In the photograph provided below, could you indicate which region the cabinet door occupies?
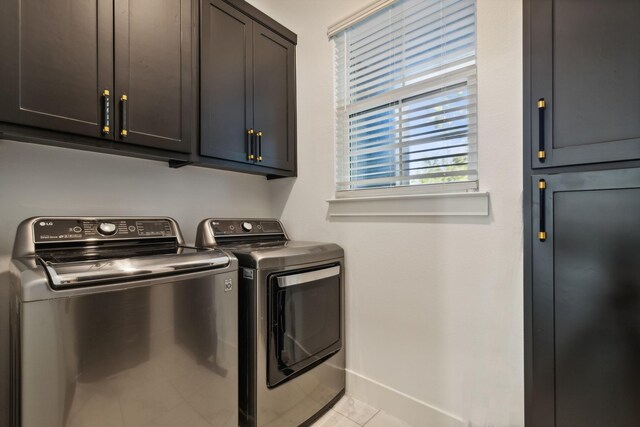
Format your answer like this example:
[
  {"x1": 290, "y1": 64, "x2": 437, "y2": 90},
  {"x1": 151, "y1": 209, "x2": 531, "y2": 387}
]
[
  {"x1": 114, "y1": 0, "x2": 192, "y2": 153},
  {"x1": 530, "y1": 0, "x2": 640, "y2": 168},
  {"x1": 530, "y1": 168, "x2": 640, "y2": 426},
  {"x1": 200, "y1": 0, "x2": 254, "y2": 163},
  {"x1": 253, "y1": 24, "x2": 296, "y2": 172},
  {"x1": 0, "y1": 0, "x2": 113, "y2": 138}
]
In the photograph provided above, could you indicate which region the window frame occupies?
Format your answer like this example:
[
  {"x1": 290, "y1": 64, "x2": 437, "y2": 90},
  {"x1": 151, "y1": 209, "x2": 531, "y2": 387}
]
[{"x1": 331, "y1": 0, "x2": 480, "y2": 200}]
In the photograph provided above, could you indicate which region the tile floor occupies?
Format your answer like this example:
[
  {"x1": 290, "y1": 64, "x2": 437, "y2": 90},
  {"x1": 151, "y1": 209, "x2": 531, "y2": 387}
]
[{"x1": 311, "y1": 396, "x2": 410, "y2": 427}]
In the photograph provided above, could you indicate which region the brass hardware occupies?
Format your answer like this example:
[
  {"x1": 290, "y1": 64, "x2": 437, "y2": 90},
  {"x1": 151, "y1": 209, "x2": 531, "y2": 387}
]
[
  {"x1": 538, "y1": 179, "x2": 547, "y2": 242},
  {"x1": 248, "y1": 129, "x2": 255, "y2": 160},
  {"x1": 119, "y1": 94, "x2": 128, "y2": 138},
  {"x1": 537, "y1": 98, "x2": 547, "y2": 162},
  {"x1": 257, "y1": 131, "x2": 263, "y2": 162},
  {"x1": 101, "y1": 90, "x2": 111, "y2": 135},
  {"x1": 257, "y1": 131, "x2": 263, "y2": 136}
]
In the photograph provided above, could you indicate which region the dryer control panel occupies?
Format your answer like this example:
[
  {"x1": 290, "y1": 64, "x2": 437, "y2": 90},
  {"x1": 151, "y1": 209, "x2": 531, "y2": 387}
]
[
  {"x1": 33, "y1": 218, "x2": 176, "y2": 243},
  {"x1": 210, "y1": 219, "x2": 284, "y2": 237}
]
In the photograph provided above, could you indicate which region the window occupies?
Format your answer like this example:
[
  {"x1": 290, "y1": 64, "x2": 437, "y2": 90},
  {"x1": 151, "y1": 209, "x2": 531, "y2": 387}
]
[{"x1": 332, "y1": 0, "x2": 477, "y2": 195}]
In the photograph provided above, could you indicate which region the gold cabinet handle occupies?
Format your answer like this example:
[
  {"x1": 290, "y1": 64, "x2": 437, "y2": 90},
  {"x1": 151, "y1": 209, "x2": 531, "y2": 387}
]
[
  {"x1": 257, "y1": 131, "x2": 263, "y2": 161},
  {"x1": 537, "y1": 98, "x2": 546, "y2": 161},
  {"x1": 247, "y1": 129, "x2": 255, "y2": 160},
  {"x1": 538, "y1": 179, "x2": 547, "y2": 241},
  {"x1": 101, "y1": 89, "x2": 110, "y2": 135},
  {"x1": 120, "y1": 94, "x2": 128, "y2": 137}
]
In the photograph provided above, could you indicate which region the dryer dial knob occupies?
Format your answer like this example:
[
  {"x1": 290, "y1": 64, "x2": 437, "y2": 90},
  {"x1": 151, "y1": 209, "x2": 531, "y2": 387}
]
[
  {"x1": 97, "y1": 222, "x2": 117, "y2": 236},
  {"x1": 241, "y1": 222, "x2": 253, "y2": 232}
]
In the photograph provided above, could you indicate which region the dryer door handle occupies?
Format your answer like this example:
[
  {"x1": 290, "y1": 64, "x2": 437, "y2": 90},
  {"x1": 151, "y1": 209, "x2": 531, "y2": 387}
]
[{"x1": 277, "y1": 265, "x2": 341, "y2": 288}]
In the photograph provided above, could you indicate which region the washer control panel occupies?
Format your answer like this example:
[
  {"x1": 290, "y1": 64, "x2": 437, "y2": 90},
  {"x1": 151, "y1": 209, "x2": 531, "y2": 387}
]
[
  {"x1": 34, "y1": 218, "x2": 175, "y2": 243},
  {"x1": 210, "y1": 219, "x2": 283, "y2": 236}
]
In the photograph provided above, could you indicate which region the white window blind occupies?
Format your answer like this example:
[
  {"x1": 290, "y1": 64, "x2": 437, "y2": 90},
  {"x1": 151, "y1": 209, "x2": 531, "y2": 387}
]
[{"x1": 333, "y1": 0, "x2": 477, "y2": 193}]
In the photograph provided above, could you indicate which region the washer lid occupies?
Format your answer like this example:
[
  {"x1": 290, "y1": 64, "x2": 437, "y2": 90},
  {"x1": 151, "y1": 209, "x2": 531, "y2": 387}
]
[
  {"x1": 219, "y1": 240, "x2": 344, "y2": 269},
  {"x1": 38, "y1": 247, "x2": 230, "y2": 289}
]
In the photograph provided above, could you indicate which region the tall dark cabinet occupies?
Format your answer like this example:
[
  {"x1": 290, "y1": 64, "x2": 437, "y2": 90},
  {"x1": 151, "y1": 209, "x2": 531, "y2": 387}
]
[
  {"x1": 529, "y1": 0, "x2": 640, "y2": 168},
  {"x1": 200, "y1": 0, "x2": 296, "y2": 175},
  {"x1": 524, "y1": 1, "x2": 640, "y2": 426}
]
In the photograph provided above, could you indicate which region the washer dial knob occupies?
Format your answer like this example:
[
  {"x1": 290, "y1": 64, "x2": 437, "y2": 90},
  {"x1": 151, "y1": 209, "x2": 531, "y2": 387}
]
[
  {"x1": 241, "y1": 222, "x2": 253, "y2": 232},
  {"x1": 97, "y1": 222, "x2": 117, "y2": 236}
]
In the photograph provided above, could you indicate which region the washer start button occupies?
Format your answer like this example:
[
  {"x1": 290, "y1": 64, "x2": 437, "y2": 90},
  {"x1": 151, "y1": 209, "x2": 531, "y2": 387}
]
[{"x1": 97, "y1": 222, "x2": 117, "y2": 236}]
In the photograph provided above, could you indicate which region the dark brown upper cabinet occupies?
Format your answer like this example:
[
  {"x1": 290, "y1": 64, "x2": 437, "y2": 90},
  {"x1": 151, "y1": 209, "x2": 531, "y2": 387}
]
[
  {"x1": 529, "y1": 0, "x2": 640, "y2": 169},
  {"x1": 0, "y1": 0, "x2": 295, "y2": 175},
  {"x1": 253, "y1": 23, "x2": 296, "y2": 171},
  {"x1": 0, "y1": 0, "x2": 114, "y2": 139},
  {"x1": 200, "y1": 0, "x2": 254, "y2": 164},
  {"x1": 114, "y1": 0, "x2": 192, "y2": 152},
  {"x1": 0, "y1": 0, "x2": 192, "y2": 153},
  {"x1": 200, "y1": 0, "x2": 296, "y2": 174}
]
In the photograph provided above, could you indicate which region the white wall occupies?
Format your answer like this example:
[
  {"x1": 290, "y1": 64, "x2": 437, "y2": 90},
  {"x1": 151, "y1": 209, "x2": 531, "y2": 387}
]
[
  {"x1": 0, "y1": 140, "x2": 275, "y2": 252},
  {"x1": 252, "y1": 0, "x2": 524, "y2": 425},
  {"x1": 0, "y1": 139, "x2": 276, "y2": 425}
]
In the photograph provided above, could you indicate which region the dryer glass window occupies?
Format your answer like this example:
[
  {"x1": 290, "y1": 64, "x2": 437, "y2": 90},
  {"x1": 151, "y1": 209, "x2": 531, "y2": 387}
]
[{"x1": 267, "y1": 264, "x2": 342, "y2": 388}]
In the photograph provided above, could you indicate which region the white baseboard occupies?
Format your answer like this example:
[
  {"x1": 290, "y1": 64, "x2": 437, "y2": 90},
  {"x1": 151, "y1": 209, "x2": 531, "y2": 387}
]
[{"x1": 346, "y1": 369, "x2": 467, "y2": 427}]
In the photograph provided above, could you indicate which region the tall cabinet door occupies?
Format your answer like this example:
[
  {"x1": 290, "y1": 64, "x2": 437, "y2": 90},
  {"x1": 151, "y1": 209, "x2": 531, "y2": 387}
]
[
  {"x1": 200, "y1": 0, "x2": 254, "y2": 163},
  {"x1": 530, "y1": 168, "x2": 640, "y2": 427},
  {"x1": 0, "y1": 0, "x2": 113, "y2": 139},
  {"x1": 253, "y1": 24, "x2": 296, "y2": 172},
  {"x1": 530, "y1": 1, "x2": 640, "y2": 168},
  {"x1": 114, "y1": 0, "x2": 192, "y2": 153}
]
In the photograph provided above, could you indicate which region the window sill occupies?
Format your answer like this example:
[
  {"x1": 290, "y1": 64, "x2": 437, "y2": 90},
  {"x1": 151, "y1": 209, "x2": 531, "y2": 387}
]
[{"x1": 326, "y1": 191, "x2": 490, "y2": 217}]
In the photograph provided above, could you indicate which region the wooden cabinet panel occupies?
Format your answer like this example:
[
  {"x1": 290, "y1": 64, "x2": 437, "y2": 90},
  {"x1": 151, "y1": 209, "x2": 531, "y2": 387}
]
[
  {"x1": 200, "y1": 0, "x2": 253, "y2": 163},
  {"x1": 253, "y1": 24, "x2": 295, "y2": 171},
  {"x1": 526, "y1": 3, "x2": 640, "y2": 426},
  {"x1": 199, "y1": 0, "x2": 296, "y2": 175},
  {"x1": 530, "y1": 169, "x2": 640, "y2": 426},
  {"x1": 0, "y1": 0, "x2": 113, "y2": 138},
  {"x1": 0, "y1": 0, "x2": 294, "y2": 175},
  {"x1": 115, "y1": 0, "x2": 192, "y2": 152},
  {"x1": 530, "y1": 0, "x2": 640, "y2": 168}
]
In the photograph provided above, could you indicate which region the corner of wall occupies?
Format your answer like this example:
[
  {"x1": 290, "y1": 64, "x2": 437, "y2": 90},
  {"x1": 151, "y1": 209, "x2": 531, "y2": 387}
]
[{"x1": 346, "y1": 370, "x2": 467, "y2": 427}]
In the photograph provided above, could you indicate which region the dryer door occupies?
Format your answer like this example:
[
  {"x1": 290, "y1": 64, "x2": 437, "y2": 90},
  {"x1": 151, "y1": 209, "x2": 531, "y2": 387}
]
[{"x1": 267, "y1": 264, "x2": 342, "y2": 388}]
